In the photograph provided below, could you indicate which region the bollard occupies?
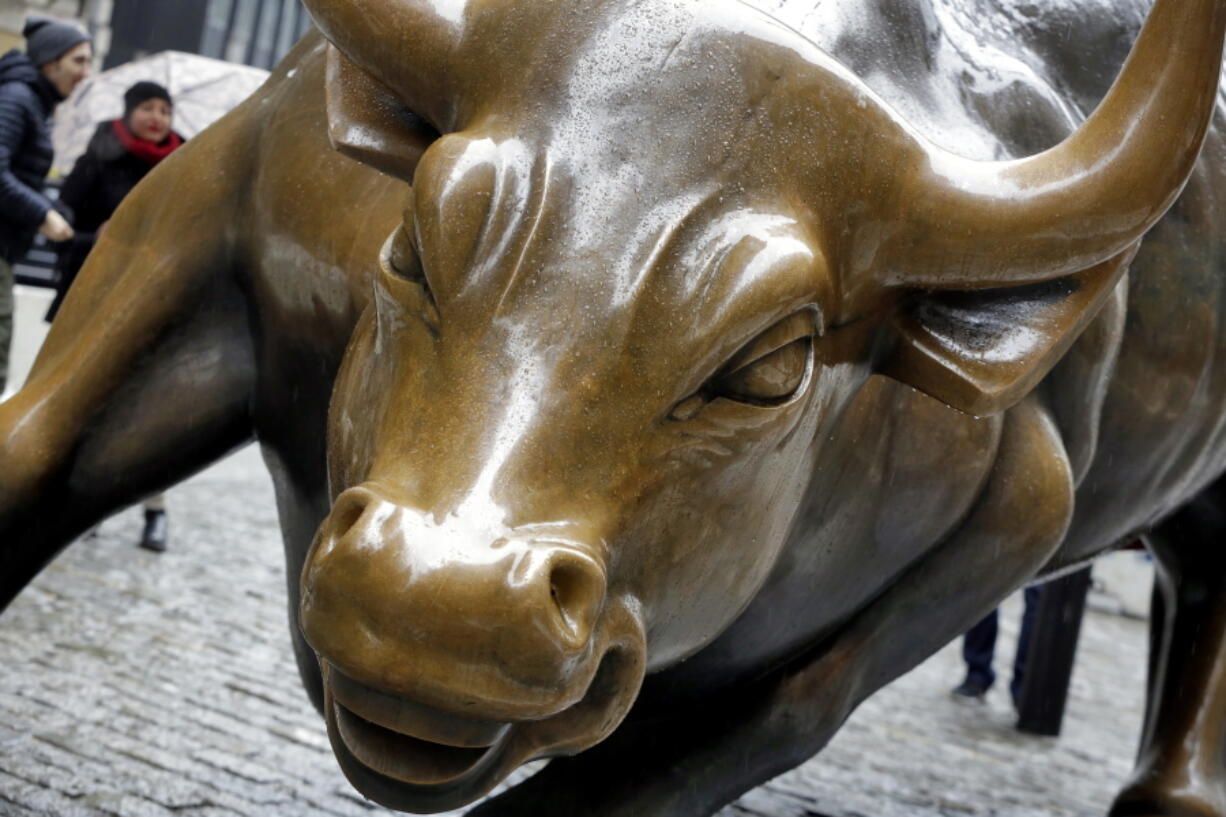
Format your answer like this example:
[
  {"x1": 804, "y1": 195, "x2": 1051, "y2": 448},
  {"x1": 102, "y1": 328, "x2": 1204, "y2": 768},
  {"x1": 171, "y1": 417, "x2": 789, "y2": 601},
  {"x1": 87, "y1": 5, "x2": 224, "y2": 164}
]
[{"x1": 1015, "y1": 566, "x2": 1093, "y2": 736}]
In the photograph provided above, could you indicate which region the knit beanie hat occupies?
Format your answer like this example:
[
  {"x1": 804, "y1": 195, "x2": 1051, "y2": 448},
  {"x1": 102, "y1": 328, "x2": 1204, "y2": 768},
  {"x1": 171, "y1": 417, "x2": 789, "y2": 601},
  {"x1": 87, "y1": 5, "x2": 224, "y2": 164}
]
[
  {"x1": 123, "y1": 81, "x2": 172, "y2": 118},
  {"x1": 23, "y1": 16, "x2": 91, "y2": 67}
]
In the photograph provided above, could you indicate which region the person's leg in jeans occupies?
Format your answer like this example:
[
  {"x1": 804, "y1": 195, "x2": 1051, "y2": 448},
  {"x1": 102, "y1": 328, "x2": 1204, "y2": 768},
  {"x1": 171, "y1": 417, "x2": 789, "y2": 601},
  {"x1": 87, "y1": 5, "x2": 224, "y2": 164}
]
[
  {"x1": 955, "y1": 608, "x2": 999, "y2": 697},
  {"x1": 0, "y1": 257, "x2": 13, "y2": 395}
]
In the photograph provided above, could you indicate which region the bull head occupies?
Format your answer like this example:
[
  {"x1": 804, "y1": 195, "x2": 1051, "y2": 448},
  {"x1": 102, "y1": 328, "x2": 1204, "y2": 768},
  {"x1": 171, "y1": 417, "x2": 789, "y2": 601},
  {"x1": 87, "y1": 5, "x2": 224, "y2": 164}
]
[{"x1": 295, "y1": 0, "x2": 1226, "y2": 811}]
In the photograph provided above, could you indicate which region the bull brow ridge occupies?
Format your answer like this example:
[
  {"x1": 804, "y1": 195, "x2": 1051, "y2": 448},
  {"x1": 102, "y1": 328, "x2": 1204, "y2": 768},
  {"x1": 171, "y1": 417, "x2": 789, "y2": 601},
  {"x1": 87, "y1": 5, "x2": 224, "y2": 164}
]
[
  {"x1": 493, "y1": 152, "x2": 553, "y2": 317},
  {"x1": 633, "y1": 183, "x2": 725, "y2": 298}
]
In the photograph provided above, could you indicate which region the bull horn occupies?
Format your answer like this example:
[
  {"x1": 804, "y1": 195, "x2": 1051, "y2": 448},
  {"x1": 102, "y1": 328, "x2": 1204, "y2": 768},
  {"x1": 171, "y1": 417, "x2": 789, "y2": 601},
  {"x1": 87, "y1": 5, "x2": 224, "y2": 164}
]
[
  {"x1": 301, "y1": 0, "x2": 468, "y2": 131},
  {"x1": 863, "y1": 0, "x2": 1226, "y2": 290}
]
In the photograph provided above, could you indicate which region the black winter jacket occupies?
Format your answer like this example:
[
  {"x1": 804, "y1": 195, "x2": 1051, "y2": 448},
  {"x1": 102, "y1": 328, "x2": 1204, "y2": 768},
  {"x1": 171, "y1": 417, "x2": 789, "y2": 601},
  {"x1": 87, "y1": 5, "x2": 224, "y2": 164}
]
[
  {"x1": 0, "y1": 50, "x2": 63, "y2": 263},
  {"x1": 47, "y1": 121, "x2": 184, "y2": 320}
]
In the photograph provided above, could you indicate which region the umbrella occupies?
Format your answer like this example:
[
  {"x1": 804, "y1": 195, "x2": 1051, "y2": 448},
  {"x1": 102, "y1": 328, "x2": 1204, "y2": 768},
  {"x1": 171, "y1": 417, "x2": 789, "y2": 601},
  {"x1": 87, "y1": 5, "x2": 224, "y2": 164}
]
[{"x1": 51, "y1": 50, "x2": 270, "y2": 177}]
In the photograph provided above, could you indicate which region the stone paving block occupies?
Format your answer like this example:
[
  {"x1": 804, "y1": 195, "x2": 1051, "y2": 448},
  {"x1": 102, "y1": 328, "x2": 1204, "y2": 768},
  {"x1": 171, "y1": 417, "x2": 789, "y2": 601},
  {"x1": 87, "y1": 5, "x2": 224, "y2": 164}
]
[
  {"x1": 0, "y1": 770, "x2": 99, "y2": 817},
  {"x1": 264, "y1": 724, "x2": 330, "y2": 752},
  {"x1": 75, "y1": 792, "x2": 176, "y2": 817},
  {"x1": 297, "y1": 789, "x2": 385, "y2": 817}
]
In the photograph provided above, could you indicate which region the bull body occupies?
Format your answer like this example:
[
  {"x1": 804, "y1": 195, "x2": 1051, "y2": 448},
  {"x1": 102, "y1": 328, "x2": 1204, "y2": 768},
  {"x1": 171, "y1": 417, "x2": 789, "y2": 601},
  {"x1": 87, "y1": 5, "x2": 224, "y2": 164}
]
[{"x1": 4, "y1": 0, "x2": 1226, "y2": 815}]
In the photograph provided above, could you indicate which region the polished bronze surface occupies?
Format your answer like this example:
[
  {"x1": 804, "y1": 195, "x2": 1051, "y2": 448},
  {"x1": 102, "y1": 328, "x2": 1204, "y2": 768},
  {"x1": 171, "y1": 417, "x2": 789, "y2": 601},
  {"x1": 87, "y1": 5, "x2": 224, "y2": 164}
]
[{"x1": 5, "y1": 0, "x2": 1226, "y2": 814}]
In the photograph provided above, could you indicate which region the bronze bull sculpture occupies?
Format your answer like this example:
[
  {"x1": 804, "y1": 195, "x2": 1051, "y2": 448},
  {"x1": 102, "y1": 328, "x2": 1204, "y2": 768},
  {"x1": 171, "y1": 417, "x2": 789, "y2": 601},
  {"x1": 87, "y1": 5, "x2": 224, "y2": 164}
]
[{"x1": 4, "y1": 0, "x2": 1226, "y2": 814}]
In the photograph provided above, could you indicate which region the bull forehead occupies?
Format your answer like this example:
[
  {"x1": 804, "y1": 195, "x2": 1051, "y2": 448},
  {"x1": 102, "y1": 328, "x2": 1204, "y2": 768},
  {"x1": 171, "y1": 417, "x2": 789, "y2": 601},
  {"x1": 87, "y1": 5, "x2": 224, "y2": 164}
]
[
  {"x1": 410, "y1": 9, "x2": 834, "y2": 362},
  {"x1": 476, "y1": 0, "x2": 816, "y2": 117},
  {"x1": 535, "y1": 1, "x2": 774, "y2": 175},
  {"x1": 412, "y1": 134, "x2": 825, "y2": 384},
  {"x1": 390, "y1": 0, "x2": 857, "y2": 351}
]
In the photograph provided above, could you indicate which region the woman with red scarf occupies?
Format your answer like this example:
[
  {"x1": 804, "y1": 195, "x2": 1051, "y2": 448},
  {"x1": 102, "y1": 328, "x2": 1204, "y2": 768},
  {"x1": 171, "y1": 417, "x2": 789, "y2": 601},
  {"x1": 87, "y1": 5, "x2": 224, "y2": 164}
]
[
  {"x1": 51, "y1": 80, "x2": 184, "y2": 552},
  {"x1": 49, "y1": 80, "x2": 183, "y2": 321}
]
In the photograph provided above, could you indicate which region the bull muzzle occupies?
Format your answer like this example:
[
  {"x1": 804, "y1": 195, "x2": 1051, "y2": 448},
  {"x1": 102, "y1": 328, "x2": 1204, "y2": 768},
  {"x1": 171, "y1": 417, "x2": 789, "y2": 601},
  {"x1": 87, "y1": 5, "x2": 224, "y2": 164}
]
[{"x1": 299, "y1": 484, "x2": 646, "y2": 811}]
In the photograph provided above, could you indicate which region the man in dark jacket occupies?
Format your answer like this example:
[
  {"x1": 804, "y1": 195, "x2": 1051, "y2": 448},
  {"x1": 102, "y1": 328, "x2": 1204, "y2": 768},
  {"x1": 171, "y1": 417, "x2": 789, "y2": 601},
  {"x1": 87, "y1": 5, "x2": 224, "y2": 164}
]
[{"x1": 0, "y1": 16, "x2": 91, "y2": 394}]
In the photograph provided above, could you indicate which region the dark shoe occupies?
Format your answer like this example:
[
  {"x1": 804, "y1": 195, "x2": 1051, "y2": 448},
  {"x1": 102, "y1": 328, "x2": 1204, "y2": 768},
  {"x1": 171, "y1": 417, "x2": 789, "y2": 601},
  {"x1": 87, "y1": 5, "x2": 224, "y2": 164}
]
[
  {"x1": 951, "y1": 678, "x2": 990, "y2": 701},
  {"x1": 139, "y1": 510, "x2": 168, "y2": 552}
]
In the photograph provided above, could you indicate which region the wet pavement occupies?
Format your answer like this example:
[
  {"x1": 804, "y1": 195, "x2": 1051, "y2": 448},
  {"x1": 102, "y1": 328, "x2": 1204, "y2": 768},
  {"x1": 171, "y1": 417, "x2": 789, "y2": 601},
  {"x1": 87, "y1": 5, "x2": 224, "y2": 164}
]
[{"x1": 0, "y1": 446, "x2": 1151, "y2": 817}]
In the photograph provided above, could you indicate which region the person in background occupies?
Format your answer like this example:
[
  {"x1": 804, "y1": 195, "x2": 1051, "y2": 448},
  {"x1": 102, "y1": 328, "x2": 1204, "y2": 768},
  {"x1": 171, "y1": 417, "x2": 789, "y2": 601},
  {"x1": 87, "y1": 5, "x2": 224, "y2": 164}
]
[
  {"x1": 52, "y1": 80, "x2": 184, "y2": 552},
  {"x1": 0, "y1": 16, "x2": 91, "y2": 395},
  {"x1": 952, "y1": 585, "x2": 1041, "y2": 705}
]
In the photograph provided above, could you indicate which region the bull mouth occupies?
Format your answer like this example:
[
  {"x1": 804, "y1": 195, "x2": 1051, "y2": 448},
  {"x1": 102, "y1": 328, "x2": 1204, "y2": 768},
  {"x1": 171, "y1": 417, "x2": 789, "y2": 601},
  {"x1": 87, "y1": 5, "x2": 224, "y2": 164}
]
[
  {"x1": 331, "y1": 668, "x2": 511, "y2": 784},
  {"x1": 334, "y1": 702, "x2": 500, "y2": 784},
  {"x1": 323, "y1": 665, "x2": 515, "y2": 811},
  {"x1": 320, "y1": 636, "x2": 646, "y2": 813}
]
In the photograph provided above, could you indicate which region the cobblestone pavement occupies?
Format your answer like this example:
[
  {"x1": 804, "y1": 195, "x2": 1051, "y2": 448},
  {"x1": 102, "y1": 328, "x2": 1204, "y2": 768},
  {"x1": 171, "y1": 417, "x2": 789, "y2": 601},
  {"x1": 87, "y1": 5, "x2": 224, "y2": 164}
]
[{"x1": 1, "y1": 446, "x2": 1150, "y2": 817}]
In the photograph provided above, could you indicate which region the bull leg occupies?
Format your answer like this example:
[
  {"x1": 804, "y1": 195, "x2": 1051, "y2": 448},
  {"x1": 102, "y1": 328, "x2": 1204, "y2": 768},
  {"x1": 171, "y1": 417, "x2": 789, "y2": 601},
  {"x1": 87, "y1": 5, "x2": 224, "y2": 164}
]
[
  {"x1": 0, "y1": 145, "x2": 256, "y2": 612},
  {"x1": 469, "y1": 396, "x2": 1075, "y2": 817},
  {"x1": 1110, "y1": 478, "x2": 1226, "y2": 817}
]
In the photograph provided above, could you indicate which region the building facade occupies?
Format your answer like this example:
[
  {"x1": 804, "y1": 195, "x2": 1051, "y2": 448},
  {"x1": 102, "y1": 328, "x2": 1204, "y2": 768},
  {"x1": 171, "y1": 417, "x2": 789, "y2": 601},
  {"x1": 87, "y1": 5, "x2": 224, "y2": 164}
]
[
  {"x1": 108, "y1": 0, "x2": 310, "y2": 70},
  {"x1": 0, "y1": 0, "x2": 310, "y2": 71}
]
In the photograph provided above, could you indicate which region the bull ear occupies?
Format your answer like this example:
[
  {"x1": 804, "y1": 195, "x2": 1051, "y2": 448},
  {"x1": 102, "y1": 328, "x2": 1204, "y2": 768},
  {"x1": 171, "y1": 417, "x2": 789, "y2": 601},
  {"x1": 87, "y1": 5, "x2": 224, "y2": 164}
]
[
  {"x1": 878, "y1": 248, "x2": 1135, "y2": 416},
  {"x1": 325, "y1": 46, "x2": 439, "y2": 182}
]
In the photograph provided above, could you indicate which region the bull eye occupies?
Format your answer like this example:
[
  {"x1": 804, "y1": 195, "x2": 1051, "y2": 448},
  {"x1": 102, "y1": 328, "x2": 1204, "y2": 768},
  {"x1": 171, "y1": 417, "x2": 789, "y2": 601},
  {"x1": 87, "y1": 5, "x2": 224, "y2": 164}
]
[
  {"x1": 713, "y1": 337, "x2": 811, "y2": 405},
  {"x1": 376, "y1": 207, "x2": 441, "y2": 331},
  {"x1": 385, "y1": 215, "x2": 428, "y2": 286},
  {"x1": 670, "y1": 311, "x2": 816, "y2": 420}
]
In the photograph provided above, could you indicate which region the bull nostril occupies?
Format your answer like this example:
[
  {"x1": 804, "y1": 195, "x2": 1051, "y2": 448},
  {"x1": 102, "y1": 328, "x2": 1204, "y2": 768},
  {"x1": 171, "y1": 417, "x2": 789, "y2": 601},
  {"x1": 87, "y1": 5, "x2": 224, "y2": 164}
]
[
  {"x1": 330, "y1": 488, "x2": 373, "y2": 540},
  {"x1": 547, "y1": 557, "x2": 606, "y2": 647}
]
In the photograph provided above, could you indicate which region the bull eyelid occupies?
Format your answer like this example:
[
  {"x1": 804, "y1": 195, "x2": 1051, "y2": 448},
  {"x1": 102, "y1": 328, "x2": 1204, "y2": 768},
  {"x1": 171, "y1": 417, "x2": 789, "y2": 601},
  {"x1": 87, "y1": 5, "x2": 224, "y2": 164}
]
[
  {"x1": 377, "y1": 231, "x2": 441, "y2": 332},
  {"x1": 385, "y1": 208, "x2": 428, "y2": 283},
  {"x1": 719, "y1": 310, "x2": 819, "y2": 378},
  {"x1": 667, "y1": 308, "x2": 820, "y2": 421},
  {"x1": 710, "y1": 336, "x2": 813, "y2": 408}
]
